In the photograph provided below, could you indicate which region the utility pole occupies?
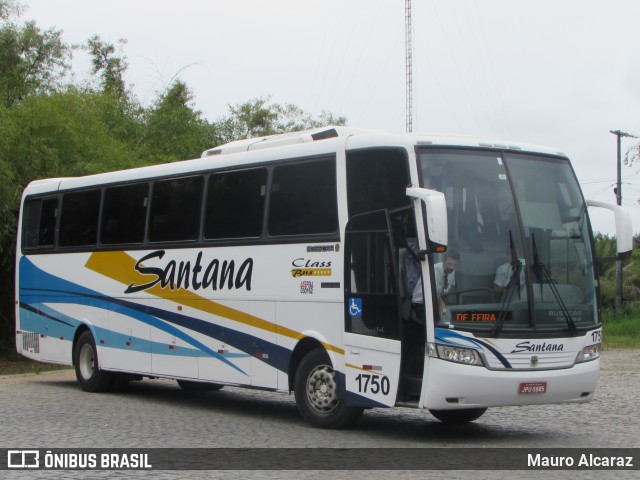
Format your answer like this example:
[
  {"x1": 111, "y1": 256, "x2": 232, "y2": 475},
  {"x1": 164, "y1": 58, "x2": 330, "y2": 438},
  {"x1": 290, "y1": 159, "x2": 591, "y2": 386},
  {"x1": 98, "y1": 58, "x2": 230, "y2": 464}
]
[
  {"x1": 609, "y1": 129, "x2": 639, "y2": 310},
  {"x1": 405, "y1": 0, "x2": 413, "y2": 132}
]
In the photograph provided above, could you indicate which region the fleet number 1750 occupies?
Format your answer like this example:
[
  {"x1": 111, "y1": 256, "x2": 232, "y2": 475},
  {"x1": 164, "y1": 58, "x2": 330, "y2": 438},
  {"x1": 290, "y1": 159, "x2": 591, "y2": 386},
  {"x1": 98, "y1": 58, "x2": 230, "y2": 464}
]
[{"x1": 355, "y1": 374, "x2": 390, "y2": 395}]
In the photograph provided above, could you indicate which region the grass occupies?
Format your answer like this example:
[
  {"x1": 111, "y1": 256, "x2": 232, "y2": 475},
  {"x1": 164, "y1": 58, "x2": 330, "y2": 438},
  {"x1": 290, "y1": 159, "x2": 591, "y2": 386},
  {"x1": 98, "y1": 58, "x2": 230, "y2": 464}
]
[
  {"x1": 602, "y1": 307, "x2": 640, "y2": 349},
  {"x1": 0, "y1": 348, "x2": 71, "y2": 376}
]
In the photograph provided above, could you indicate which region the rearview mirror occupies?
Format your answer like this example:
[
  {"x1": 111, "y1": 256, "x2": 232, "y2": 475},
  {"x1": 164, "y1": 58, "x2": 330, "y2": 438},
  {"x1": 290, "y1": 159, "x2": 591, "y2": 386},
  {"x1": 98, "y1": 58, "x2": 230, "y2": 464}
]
[
  {"x1": 586, "y1": 199, "x2": 633, "y2": 259},
  {"x1": 406, "y1": 187, "x2": 448, "y2": 254}
]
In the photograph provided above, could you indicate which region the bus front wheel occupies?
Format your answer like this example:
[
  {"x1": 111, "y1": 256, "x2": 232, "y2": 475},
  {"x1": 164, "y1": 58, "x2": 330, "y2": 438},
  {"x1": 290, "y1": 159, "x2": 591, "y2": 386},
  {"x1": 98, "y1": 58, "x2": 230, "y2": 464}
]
[
  {"x1": 294, "y1": 348, "x2": 363, "y2": 429},
  {"x1": 429, "y1": 407, "x2": 487, "y2": 424},
  {"x1": 74, "y1": 330, "x2": 113, "y2": 392}
]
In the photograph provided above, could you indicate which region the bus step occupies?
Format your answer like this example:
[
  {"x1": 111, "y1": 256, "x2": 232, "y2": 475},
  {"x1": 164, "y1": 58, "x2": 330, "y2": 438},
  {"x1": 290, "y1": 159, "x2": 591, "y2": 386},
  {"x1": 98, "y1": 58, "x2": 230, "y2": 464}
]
[{"x1": 399, "y1": 376, "x2": 422, "y2": 401}]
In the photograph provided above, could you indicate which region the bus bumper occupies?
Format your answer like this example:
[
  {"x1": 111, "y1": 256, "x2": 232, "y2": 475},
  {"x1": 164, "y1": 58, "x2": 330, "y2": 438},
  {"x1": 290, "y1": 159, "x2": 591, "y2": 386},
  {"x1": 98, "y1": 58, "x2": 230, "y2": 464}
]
[{"x1": 423, "y1": 357, "x2": 600, "y2": 410}]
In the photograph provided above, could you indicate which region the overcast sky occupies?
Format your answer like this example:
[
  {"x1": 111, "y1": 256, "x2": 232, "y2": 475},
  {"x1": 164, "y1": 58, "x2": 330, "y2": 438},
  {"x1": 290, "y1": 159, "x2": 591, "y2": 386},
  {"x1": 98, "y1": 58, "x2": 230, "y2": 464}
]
[{"x1": 23, "y1": 0, "x2": 640, "y2": 235}]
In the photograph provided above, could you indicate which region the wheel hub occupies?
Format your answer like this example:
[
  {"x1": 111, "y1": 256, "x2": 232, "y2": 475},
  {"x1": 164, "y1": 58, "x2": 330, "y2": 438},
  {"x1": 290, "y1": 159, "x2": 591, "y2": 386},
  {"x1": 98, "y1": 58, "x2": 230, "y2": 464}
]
[
  {"x1": 306, "y1": 365, "x2": 338, "y2": 413},
  {"x1": 78, "y1": 343, "x2": 95, "y2": 380}
]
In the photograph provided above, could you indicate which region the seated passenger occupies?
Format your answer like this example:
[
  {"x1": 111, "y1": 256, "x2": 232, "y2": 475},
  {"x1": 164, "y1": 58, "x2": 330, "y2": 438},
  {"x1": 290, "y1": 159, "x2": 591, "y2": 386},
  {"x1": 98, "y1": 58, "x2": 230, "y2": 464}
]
[{"x1": 493, "y1": 249, "x2": 525, "y2": 295}]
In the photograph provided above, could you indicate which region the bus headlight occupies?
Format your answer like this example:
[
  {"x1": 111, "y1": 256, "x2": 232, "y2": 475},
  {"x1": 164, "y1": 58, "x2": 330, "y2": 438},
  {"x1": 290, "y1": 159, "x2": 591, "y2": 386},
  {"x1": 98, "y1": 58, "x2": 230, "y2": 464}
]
[
  {"x1": 575, "y1": 343, "x2": 601, "y2": 363},
  {"x1": 429, "y1": 343, "x2": 484, "y2": 366}
]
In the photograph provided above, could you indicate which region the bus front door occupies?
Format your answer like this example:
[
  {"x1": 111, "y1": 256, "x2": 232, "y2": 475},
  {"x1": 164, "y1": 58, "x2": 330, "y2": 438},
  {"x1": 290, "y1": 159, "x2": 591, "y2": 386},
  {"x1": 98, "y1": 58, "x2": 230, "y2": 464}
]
[{"x1": 343, "y1": 210, "x2": 402, "y2": 407}]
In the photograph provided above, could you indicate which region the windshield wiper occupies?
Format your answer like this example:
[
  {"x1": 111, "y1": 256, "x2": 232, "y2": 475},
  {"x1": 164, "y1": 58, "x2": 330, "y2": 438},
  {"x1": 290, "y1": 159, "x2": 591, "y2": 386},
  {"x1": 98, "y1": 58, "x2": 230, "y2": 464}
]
[
  {"x1": 492, "y1": 231, "x2": 522, "y2": 337},
  {"x1": 531, "y1": 234, "x2": 578, "y2": 335}
]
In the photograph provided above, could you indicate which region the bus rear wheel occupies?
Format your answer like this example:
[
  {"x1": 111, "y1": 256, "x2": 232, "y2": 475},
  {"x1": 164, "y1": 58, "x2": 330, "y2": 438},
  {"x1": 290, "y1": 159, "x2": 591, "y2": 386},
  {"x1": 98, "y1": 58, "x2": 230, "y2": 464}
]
[
  {"x1": 294, "y1": 348, "x2": 363, "y2": 429},
  {"x1": 74, "y1": 330, "x2": 113, "y2": 392},
  {"x1": 429, "y1": 407, "x2": 487, "y2": 424}
]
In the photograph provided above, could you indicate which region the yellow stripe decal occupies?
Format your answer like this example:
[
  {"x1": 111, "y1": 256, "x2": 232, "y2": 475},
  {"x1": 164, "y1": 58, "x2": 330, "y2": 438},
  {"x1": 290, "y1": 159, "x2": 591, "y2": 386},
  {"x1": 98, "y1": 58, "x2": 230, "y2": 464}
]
[{"x1": 85, "y1": 251, "x2": 344, "y2": 355}]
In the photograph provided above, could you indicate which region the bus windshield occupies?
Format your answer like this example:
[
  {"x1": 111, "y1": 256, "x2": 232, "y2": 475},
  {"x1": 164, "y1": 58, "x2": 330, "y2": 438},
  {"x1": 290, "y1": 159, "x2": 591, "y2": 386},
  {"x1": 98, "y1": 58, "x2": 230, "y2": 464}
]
[{"x1": 417, "y1": 148, "x2": 598, "y2": 334}]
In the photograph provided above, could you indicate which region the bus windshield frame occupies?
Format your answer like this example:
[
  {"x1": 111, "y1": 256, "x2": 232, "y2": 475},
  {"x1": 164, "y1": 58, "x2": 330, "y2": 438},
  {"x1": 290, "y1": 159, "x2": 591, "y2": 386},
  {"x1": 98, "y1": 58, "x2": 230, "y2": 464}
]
[{"x1": 416, "y1": 147, "x2": 599, "y2": 336}]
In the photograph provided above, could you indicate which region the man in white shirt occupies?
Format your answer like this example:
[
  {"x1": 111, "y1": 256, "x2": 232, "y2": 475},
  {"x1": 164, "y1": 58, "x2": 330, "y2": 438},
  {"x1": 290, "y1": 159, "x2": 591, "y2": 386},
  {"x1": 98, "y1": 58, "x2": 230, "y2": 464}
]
[
  {"x1": 493, "y1": 249, "x2": 525, "y2": 295},
  {"x1": 412, "y1": 250, "x2": 460, "y2": 305}
]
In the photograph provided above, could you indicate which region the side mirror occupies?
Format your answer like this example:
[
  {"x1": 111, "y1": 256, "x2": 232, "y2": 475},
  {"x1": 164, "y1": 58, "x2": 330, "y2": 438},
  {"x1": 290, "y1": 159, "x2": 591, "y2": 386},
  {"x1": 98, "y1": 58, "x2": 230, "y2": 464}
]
[
  {"x1": 586, "y1": 199, "x2": 633, "y2": 259},
  {"x1": 406, "y1": 187, "x2": 448, "y2": 254}
]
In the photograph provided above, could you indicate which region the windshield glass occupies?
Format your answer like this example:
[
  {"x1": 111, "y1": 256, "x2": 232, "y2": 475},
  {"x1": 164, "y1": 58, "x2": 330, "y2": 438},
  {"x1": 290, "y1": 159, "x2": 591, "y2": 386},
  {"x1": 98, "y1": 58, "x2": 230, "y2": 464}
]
[{"x1": 417, "y1": 148, "x2": 598, "y2": 334}]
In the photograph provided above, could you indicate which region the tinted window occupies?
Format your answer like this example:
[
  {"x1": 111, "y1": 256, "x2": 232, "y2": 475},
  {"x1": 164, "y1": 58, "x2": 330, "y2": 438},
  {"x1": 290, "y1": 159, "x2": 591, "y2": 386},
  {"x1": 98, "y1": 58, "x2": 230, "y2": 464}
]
[
  {"x1": 204, "y1": 168, "x2": 266, "y2": 239},
  {"x1": 268, "y1": 158, "x2": 338, "y2": 236},
  {"x1": 149, "y1": 176, "x2": 203, "y2": 242},
  {"x1": 101, "y1": 183, "x2": 149, "y2": 245},
  {"x1": 59, "y1": 190, "x2": 101, "y2": 247},
  {"x1": 23, "y1": 198, "x2": 58, "y2": 249},
  {"x1": 347, "y1": 149, "x2": 410, "y2": 217}
]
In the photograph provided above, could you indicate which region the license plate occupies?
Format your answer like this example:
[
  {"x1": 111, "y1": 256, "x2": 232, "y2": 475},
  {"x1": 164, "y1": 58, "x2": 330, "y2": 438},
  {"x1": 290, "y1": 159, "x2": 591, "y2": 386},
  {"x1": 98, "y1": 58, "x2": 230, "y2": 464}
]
[{"x1": 519, "y1": 382, "x2": 547, "y2": 394}]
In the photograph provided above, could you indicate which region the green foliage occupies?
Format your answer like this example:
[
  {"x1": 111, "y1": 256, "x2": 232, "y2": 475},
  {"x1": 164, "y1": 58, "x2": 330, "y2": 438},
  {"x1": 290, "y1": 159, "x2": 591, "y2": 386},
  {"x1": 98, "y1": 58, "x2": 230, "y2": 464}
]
[
  {"x1": 0, "y1": 1, "x2": 70, "y2": 106},
  {"x1": 216, "y1": 96, "x2": 346, "y2": 144},
  {"x1": 0, "y1": 0, "x2": 25, "y2": 20},
  {"x1": 602, "y1": 306, "x2": 640, "y2": 349},
  {"x1": 626, "y1": 144, "x2": 639, "y2": 166},
  {"x1": 85, "y1": 35, "x2": 128, "y2": 100},
  {"x1": 142, "y1": 80, "x2": 219, "y2": 161},
  {"x1": 595, "y1": 234, "x2": 640, "y2": 308}
]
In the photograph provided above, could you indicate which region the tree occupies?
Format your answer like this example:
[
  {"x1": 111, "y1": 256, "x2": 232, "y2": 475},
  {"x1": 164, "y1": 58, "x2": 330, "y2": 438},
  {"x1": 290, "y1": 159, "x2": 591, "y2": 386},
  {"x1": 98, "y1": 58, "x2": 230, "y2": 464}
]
[
  {"x1": 86, "y1": 35, "x2": 128, "y2": 100},
  {"x1": 594, "y1": 233, "x2": 640, "y2": 308},
  {"x1": 142, "y1": 80, "x2": 218, "y2": 160},
  {"x1": 0, "y1": 0, "x2": 70, "y2": 106},
  {"x1": 0, "y1": 0, "x2": 23, "y2": 20},
  {"x1": 626, "y1": 142, "x2": 640, "y2": 172},
  {"x1": 216, "y1": 96, "x2": 346, "y2": 144}
]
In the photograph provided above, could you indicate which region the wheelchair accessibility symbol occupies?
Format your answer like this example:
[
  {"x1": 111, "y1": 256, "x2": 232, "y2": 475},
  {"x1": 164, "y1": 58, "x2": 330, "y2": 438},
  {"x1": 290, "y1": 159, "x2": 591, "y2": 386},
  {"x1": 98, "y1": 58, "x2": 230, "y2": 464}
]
[{"x1": 348, "y1": 298, "x2": 363, "y2": 317}]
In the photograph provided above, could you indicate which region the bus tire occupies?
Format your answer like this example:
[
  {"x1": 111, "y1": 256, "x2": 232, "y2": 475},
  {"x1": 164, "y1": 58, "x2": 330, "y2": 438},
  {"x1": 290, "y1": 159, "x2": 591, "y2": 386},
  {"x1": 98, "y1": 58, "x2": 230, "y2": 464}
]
[
  {"x1": 74, "y1": 330, "x2": 113, "y2": 392},
  {"x1": 294, "y1": 348, "x2": 363, "y2": 429},
  {"x1": 176, "y1": 379, "x2": 224, "y2": 392},
  {"x1": 429, "y1": 407, "x2": 487, "y2": 424}
]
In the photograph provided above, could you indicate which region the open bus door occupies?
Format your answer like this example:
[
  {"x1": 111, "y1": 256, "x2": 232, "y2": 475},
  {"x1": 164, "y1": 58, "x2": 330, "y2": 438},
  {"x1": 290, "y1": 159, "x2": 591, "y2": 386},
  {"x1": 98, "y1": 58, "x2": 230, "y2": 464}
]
[{"x1": 342, "y1": 209, "x2": 404, "y2": 407}]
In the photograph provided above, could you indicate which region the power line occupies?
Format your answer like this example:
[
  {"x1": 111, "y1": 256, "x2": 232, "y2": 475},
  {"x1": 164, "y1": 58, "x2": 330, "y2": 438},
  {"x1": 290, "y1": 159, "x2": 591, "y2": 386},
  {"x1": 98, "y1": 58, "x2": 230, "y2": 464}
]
[{"x1": 581, "y1": 178, "x2": 617, "y2": 185}]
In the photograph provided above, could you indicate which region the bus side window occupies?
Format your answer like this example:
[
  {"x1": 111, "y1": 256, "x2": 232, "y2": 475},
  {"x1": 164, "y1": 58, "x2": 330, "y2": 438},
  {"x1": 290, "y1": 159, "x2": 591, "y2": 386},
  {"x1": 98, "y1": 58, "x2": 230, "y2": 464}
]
[
  {"x1": 23, "y1": 198, "x2": 58, "y2": 249},
  {"x1": 101, "y1": 183, "x2": 148, "y2": 245},
  {"x1": 59, "y1": 190, "x2": 101, "y2": 247},
  {"x1": 204, "y1": 168, "x2": 266, "y2": 240},
  {"x1": 149, "y1": 176, "x2": 203, "y2": 243},
  {"x1": 346, "y1": 148, "x2": 410, "y2": 218},
  {"x1": 268, "y1": 158, "x2": 338, "y2": 237}
]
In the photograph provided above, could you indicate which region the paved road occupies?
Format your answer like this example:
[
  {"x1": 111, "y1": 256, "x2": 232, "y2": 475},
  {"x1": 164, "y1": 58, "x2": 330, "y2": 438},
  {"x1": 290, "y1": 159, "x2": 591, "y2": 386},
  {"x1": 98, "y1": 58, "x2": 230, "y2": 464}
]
[{"x1": 1, "y1": 349, "x2": 639, "y2": 479}]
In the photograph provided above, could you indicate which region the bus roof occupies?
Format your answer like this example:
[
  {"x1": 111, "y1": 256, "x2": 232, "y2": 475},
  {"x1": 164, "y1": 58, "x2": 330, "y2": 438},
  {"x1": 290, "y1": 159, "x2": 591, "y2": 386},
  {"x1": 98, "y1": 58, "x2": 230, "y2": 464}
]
[
  {"x1": 23, "y1": 127, "x2": 569, "y2": 195},
  {"x1": 203, "y1": 126, "x2": 568, "y2": 159},
  {"x1": 200, "y1": 126, "x2": 384, "y2": 157}
]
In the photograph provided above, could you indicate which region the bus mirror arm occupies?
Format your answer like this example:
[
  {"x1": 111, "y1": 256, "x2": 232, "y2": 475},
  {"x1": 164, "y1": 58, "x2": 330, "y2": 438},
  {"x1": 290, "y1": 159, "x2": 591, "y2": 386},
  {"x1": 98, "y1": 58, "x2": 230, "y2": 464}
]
[
  {"x1": 586, "y1": 199, "x2": 633, "y2": 259},
  {"x1": 406, "y1": 187, "x2": 448, "y2": 254}
]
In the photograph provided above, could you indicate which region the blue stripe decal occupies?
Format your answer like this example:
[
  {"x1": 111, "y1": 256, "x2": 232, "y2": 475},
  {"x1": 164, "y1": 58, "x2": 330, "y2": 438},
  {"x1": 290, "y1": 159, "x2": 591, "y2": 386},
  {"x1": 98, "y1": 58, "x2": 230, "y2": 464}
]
[
  {"x1": 20, "y1": 303, "x2": 75, "y2": 328},
  {"x1": 24, "y1": 288, "x2": 248, "y2": 375},
  {"x1": 19, "y1": 258, "x2": 287, "y2": 374},
  {"x1": 19, "y1": 302, "x2": 79, "y2": 340}
]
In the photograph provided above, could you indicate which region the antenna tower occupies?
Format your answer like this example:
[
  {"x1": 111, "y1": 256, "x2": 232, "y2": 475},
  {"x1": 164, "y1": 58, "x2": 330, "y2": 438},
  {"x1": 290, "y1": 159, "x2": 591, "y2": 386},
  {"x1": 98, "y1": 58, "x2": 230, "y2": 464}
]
[{"x1": 405, "y1": 0, "x2": 413, "y2": 132}]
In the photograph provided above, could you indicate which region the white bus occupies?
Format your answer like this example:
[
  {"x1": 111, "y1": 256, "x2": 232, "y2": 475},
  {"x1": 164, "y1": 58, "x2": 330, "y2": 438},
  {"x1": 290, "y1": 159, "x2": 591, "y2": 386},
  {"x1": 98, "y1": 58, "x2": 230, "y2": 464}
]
[{"x1": 15, "y1": 126, "x2": 632, "y2": 428}]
